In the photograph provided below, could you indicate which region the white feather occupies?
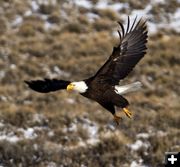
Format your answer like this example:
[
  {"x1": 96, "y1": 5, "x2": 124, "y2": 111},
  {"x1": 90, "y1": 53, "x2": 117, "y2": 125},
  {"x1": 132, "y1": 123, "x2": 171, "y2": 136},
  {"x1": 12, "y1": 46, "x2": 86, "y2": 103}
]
[
  {"x1": 114, "y1": 81, "x2": 142, "y2": 95},
  {"x1": 71, "y1": 81, "x2": 88, "y2": 93}
]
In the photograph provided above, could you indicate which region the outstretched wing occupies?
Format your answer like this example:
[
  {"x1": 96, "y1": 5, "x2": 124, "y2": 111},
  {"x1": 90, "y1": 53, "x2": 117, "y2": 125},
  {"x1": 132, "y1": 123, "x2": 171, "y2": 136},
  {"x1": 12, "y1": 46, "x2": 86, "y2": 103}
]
[
  {"x1": 25, "y1": 79, "x2": 70, "y2": 93},
  {"x1": 93, "y1": 17, "x2": 148, "y2": 85}
]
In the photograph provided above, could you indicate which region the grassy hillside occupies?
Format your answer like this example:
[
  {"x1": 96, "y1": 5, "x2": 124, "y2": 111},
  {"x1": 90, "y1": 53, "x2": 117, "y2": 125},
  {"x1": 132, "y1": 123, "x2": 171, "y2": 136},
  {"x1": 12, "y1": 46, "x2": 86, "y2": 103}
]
[{"x1": 0, "y1": 0, "x2": 179, "y2": 166}]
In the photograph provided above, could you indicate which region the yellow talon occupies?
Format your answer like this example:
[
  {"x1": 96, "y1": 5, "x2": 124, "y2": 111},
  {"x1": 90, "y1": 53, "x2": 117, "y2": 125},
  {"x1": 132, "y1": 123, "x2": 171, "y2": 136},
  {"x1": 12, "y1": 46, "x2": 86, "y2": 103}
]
[
  {"x1": 113, "y1": 114, "x2": 122, "y2": 125},
  {"x1": 123, "y1": 108, "x2": 132, "y2": 118}
]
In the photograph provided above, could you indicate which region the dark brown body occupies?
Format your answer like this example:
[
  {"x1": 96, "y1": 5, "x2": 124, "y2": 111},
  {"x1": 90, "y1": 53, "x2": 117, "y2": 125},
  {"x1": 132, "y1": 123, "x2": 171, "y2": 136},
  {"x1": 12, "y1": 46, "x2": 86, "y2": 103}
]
[{"x1": 81, "y1": 78, "x2": 129, "y2": 115}]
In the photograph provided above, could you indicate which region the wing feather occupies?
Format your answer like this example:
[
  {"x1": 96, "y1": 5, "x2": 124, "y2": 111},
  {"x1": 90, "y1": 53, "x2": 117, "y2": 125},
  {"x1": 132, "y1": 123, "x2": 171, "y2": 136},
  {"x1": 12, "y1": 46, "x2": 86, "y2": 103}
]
[
  {"x1": 126, "y1": 16, "x2": 130, "y2": 34},
  {"x1": 25, "y1": 79, "x2": 70, "y2": 93},
  {"x1": 93, "y1": 17, "x2": 148, "y2": 85}
]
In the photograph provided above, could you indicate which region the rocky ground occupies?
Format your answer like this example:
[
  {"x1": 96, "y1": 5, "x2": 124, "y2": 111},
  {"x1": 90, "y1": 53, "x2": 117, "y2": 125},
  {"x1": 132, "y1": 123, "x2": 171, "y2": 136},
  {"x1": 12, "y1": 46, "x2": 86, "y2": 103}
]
[{"x1": 0, "y1": 0, "x2": 179, "y2": 167}]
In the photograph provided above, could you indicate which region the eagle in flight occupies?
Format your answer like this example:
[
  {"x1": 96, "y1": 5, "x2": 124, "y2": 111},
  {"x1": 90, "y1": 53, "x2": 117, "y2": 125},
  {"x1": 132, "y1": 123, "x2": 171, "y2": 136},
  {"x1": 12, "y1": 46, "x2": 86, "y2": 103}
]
[{"x1": 25, "y1": 17, "x2": 148, "y2": 125}]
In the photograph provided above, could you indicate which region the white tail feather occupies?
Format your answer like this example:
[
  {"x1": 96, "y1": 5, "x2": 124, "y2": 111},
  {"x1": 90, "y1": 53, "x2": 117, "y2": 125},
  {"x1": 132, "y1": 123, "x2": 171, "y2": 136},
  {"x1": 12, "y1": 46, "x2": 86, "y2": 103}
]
[{"x1": 114, "y1": 81, "x2": 142, "y2": 95}]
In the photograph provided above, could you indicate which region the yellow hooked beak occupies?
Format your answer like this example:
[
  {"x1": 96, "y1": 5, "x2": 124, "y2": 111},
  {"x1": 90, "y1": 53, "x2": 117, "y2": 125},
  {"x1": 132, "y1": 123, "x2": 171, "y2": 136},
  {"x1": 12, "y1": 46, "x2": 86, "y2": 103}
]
[{"x1": 67, "y1": 83, "x2": 74, "y2": 91}]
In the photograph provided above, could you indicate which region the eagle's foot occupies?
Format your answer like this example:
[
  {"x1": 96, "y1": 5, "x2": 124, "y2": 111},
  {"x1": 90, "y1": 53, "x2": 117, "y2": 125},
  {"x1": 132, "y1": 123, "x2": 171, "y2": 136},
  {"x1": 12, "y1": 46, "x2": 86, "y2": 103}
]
[
  {"x1": 113, "y1": 114, "x2": 122, "y2": 125},
  {"x1": 123, "y1": 108, "x2": 132, "y2": 118}
]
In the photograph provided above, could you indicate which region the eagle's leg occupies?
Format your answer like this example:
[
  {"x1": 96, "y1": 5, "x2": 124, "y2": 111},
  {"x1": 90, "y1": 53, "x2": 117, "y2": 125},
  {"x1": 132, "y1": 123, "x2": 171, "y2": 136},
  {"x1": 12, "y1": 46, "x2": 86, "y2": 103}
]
[
  {"x1": 123, "y1": 108, "x2": 132, "y2": 118},
  {"x1": 113, "y1": 114, "x2": 122, "y2": 125}
]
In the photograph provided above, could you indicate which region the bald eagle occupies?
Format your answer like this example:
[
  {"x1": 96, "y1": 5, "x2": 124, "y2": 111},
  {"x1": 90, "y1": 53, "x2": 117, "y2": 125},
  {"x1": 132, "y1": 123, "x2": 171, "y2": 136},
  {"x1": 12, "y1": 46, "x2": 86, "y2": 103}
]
[{"x1": 25, "y1": 17, "x2": 148, "y2": 125}]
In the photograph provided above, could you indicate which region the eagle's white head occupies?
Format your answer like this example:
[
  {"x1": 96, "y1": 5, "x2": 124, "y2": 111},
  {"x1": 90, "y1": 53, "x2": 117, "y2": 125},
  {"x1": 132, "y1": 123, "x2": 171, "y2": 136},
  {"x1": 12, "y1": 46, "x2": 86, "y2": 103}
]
[{"x1": 66, "y1": 81, "x2": 88, "y2": 93}]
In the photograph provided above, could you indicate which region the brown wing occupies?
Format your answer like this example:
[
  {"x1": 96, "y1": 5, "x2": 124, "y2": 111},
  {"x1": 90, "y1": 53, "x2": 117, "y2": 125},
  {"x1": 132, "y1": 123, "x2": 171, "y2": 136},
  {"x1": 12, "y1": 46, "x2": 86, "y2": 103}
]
[
  {"x1": 25, "y1": 79, "x2": 70, "y2": 93},
  {"x1": 92, "y1": 17, "x2": 148, "y2": 85}
]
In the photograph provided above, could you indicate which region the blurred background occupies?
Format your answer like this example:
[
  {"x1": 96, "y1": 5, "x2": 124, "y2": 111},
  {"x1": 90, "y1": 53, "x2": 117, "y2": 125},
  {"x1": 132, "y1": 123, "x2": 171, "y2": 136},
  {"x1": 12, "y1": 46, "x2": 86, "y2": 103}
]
[{"x1": 0, "y1": 0, "x2": 179, "y2": 166}]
